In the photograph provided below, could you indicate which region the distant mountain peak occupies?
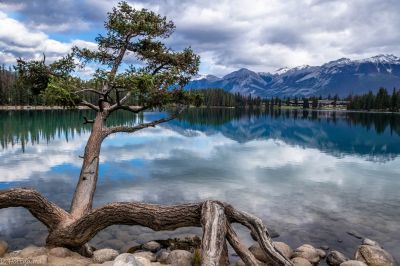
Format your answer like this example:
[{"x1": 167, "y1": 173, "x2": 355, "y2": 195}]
[
  {"x1": 186, "y1": 54, "x2": 400, "y2": 97},
  {"x1": 357, "y1": 54, "x2": 400, "y2": 64},
  {"x1": 223, "y1": 68, "x2": 257, "y2": 79}
]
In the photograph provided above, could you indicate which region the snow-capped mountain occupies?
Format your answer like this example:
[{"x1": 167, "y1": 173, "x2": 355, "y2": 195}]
[{"x1": 186, "y1": 54, "x2": 400, "y2": 97}]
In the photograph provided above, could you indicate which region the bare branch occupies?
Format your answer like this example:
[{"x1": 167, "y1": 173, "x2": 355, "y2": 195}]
[
  {"x1": 226, "y1": 222, "x2": 259, "y2": 266},
  {"x1": 80, "y1": 100, "x2": 100, "y2": 111},
  {"x1": 103, "y1": 106, "x2": 185, "y2": 136},
  {"x1": 73, "y1": 89, "x2": 104, "y2": 96},
  {"x1": 83, "y1": 116, "x2": 94, "y2": 124},
  {"x1": 224, "y1": 204, "x2": 293, "y2": 266},
  {"x1": 118, "y1": 91, "x2": 131, "y2": 105},
  {"x1": 108, "y1": 104, "x2": 148, "y2": 114},
  {"x1": 0, "y1": 188, "x2": 71, "y2": 229},
  {"x1": 152, "y1": 63, "x2": 168, "y2": 75}
]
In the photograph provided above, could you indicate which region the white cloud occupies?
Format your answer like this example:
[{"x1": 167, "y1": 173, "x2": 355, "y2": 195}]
[
  {"x1": 1, "y1": 0, "x2": 400, "y2": 75},
  {"x1": 0, "y1": 11, "x2": 96, "y2": 65}
]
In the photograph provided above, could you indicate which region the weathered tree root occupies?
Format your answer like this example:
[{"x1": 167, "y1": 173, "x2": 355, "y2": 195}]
[{"x1": 0, "y1": 189, "x2": 293, "y2": 265}]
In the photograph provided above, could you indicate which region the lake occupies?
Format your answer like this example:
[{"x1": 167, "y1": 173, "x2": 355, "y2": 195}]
[{"x1": 0, "y1": 108, "x2": 399, "y2": 264}]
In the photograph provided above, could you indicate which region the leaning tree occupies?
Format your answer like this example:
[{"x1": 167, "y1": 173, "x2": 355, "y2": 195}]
[{"x1": 1, "y1": 2, "x2": 293, "y2": 265}]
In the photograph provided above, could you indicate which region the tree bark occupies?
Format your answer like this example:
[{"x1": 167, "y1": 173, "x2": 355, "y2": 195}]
[
  {"x1": 70, "y1": 112, "x2": 106, "y2": 218},
  {"x1": 200, "y1": 201, "x2": 228, "y2": 266}
]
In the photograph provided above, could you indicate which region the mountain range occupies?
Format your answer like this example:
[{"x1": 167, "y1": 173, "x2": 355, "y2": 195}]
[{"x1": 185, "y1": 54, "x2": 400, "y2": 97}]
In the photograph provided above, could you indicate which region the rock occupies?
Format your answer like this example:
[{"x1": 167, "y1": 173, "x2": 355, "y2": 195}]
[
  {"x1": 126, "y1": 243, "x2": 142, "y2": 254},
  {"x1": 133, "y1": 251, "x2": 156, "y2": 262},
  {"x1": 362, "y1": 239, "x2": 381, "y2": 248},
  {"x1": 93, "y1": 248, "x2": 119, "y2": 263},
  {"x1": 121, "y1": 241, "x2": 141, "y2": 253},
  {"x1": 19, "y1": 245, "x2": 47, "y2": 258},
  {"x1": 292, "y1": 257, "x2": 312, "y2": 266},
  {"x1": 166, "y1": 250, "x2": 193, "y2": 266},
  {"x1": 156, "y1": 251, "x2": 170, "y2": 263},
  {"x1": 142, "y1": 241, "x2": 161, "y2": 253},
  {"x1": 89, "y1": 262, "x2": 114, "y2": 266},
  {"x1": 0, "y1": 240, "x2": 8, "y2": 257},
  {"x1": 32, "y1": 254, "x2": 48, "y2": 264},
  {"x1": 48, "y1": 251, "x2": 92, "y2": 266},
  {"x1": 320, "y1": 245, "x2": 330, "y2": 251},
  {"x1": 316, "y1": 248, "x2": 326, "y2": 258},
  {"x1": 340, "y1": 260, "x2": 368, "y2": 266},
  {"x1": 134, "y1": 256, "x2": 153, "y2": 266},
  {"x1": 354, "y1": 244, "x2": 395, "y2": 266},
  {"x1": 49, "y1": 247, "x2": 72, "y2": 258},
  {"x1": 249, "y1": 243, "x2": 268, "y2": 262},
  {"x1": 292, "y1": 244, "x2": 321, "y2": 264},
  {"x1": 273, "y1": 242, "x2": 293, "y2": 259},
  {"x1": 113, "y1": 253, "x2": 143, "y2": 266},
  {"x1": 326, "y1": 251, "x2": 349, "y2": 266}
]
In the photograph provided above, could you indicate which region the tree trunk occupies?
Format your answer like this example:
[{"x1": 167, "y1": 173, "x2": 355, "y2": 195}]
[{"x1": 70, "y1": 112, "x2": 106, "y2": 218}]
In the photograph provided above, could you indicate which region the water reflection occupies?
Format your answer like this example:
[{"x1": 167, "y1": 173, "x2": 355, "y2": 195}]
[{"x1": 0, "y1": 109, "x2": 399, "y2": 264}]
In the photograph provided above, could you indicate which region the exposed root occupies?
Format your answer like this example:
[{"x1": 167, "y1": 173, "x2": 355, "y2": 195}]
[{"x1": 0, "y1": 189, "x2": 293, "y2": 265}]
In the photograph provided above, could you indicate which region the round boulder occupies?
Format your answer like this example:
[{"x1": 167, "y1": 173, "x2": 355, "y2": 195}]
[
  {"x1": 0, "y1": 240, "x2": 8, "y2": 257},
  {"x1": 340, "y1": 260, "x2": 368, "y2": 266},
  {"x1": 354, "y1": 245, "x2": 395, "y2": 266},
  {"x1": 142, "y1": 241, "x2": 161, "y2": 253},
  {"x1": 19, "y1": 245, "x2": 47, "y2": 258},
  {"x1": 93, "y1": 248, "x2": 119, "y2": 263},
  {"x1": 326, "y1": 250, "x2": 349, "y2": 266},
  {"x1": 133, "y1": 251, "x2": 156, "y2": 262},
  {"x1": 113, "y1": 253, "x2": 143, "y2": 266},
  {"x1": 249, "y1": 243, "x2": 268, "y2": 262},
  {"x1": 49, "y1": 247, "x2": 72, "y2": 258},
  {"x1": 362, "y1": 239, "x2": 381, "y2": 248},
  {"x1": 292, "y1": 257, "x2": 312, "y2": 266},
  {"x1": 274, "y1": 242, "x2": 293, "y2": 259},
  {"x1": 156, "y1": 251, "x2": 170, "y2": 263},
  {"x1": 166, "y1": 250, "x2": 193, "y2": 266},
  {"x1": 292, "y1": 244, "x2": 321, "y2": 265}
]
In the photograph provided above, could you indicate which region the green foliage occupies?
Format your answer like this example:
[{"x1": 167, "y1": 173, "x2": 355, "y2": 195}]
[
  {"x1": 192, "y1": 249, "x2": 201, "y2": 266},
  {"x1": 40, "y1": 77, "x2": 80, "y2": 107},
  {"x1": 347, "y1": 87, "x2": 399, "y2": 111},
  {"x1": 16, "y1": 57, "x2": 49, "y2": 95}
]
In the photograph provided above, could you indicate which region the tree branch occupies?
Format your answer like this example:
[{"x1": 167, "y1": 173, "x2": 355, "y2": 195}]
[
  {"x1": 46, "y1": 202, "x2": 202, "y2": 247},
  {"x1": 226, "y1": 222, "x2": 259, "y2": 266},
  {"x1": 103, "y1": 106, "x2": 185, "y2": 137},
  {"x1": 0, "y1": 188, "x2": 71, "y2": 229},
  {"x1": 83, "y1": 116, "x2": 94, "y2": 124},
  {"x1": 73, "y1": 89, "x2": 104, "y2": 96},
  {"x1": 109, "y1": 105, "x2": 148, "y2": 114},
  {"x1": 224, "y1": 204, "x2": 293, "y2": 266},
  {"x1": 80, "y1": 100, "x2": 100, "y2": 111}
]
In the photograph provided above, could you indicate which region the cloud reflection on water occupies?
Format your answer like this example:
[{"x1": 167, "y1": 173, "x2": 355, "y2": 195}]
[{"x1": 0, "y1": 111, "x2": 399, "y2": 262}]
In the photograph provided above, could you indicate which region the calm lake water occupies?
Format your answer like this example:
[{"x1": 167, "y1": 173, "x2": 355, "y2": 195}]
[{"x1": 0, "y1": 108, "x2": 399, "y2": 264}]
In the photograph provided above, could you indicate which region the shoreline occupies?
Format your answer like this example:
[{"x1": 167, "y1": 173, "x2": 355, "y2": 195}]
[
  {"x1": 0, "y1": 235, "x2": 395, "y2": 266},
  {"x1": 1, "y1": 105, "x2": 399, "y2": 115}
]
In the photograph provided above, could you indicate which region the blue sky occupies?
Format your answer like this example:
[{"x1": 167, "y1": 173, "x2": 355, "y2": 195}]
[{"x1": 0, "y1": 0, "x2": 399, "y2": 76}]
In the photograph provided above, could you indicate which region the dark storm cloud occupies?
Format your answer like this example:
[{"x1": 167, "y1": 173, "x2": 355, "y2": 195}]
[{"x1": 1, "y1": 0, "x2": 400, "y2": 74}]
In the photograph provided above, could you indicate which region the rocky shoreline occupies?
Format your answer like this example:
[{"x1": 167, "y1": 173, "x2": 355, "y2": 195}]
[{"x1": 0, "y1": 235, "x2": 396, "y2": 266}]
